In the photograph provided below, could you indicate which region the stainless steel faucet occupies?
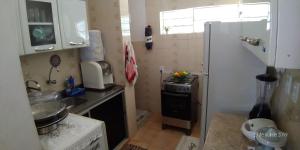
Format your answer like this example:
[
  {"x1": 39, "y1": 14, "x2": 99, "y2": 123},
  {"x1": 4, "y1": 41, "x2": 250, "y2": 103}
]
[{"x1": 25, "y1": 80, "x2": 42, "y2": 93}]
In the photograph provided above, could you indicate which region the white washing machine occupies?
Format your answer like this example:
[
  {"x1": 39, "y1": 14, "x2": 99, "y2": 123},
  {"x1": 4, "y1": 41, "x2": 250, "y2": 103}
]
[{"x1": 39, "y1": 113, "x2": 108, "y2": 150}]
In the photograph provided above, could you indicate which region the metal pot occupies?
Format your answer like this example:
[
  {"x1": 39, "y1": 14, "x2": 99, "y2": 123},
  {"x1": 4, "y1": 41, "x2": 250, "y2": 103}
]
[{"x1": 31, "y1": 100, "x2": 68, "y2": 135}]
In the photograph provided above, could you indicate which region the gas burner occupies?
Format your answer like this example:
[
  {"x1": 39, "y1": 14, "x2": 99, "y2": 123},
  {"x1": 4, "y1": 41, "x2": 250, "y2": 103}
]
[{"x1": 162, "y1": 74, "x2": 198, "y2": 93}]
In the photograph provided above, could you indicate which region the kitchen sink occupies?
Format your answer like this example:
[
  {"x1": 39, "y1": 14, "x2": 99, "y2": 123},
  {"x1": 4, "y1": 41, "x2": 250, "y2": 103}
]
[{"x1": 61, "y1": 97, "x2": 88, "y2": 110}]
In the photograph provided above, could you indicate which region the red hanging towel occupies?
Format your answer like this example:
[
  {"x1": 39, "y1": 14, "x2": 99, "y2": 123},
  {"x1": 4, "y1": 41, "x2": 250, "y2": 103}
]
[{"x1": 125, "y1": 41, "x2": 138, "y2": 84}]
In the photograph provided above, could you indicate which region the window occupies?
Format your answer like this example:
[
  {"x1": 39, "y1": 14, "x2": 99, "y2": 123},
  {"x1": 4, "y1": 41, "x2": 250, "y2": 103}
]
[
  {"x1": 160, "y1": 2, "x2": 270, "y2": 34},
  {"x1": 239, "y1": 3, "x2": 270, "y2": 21},
  {"x1": 121, "y1": 16, "x2": 130, "y2": 36},
  {"x1": 193, "y1": 4, "x2": 240, "y2": 32},
  {"x1": 160, "y1": 8, "x2": 194, "y2": 34}
]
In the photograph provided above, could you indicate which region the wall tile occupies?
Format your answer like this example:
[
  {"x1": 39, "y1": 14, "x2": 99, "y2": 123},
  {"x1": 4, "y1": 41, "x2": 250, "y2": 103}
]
[
  {"x1": 131, "y1": 0, "x2": 239, "y2": 113},
  {"x1": 20, "y1": 49, "x2": 81, "y2": 92},
  {"x1": 272, "y1": 70, "x2": 300, "y2": 150}
]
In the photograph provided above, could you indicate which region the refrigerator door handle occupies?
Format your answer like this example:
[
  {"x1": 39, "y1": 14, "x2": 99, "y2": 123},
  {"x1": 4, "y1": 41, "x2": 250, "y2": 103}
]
[
  {"x1": 200, "y1": 69, "x2": 209, "y2": 76},
  {"x1": 202, "y1": 72, "x2": 209, "y2": 76}
]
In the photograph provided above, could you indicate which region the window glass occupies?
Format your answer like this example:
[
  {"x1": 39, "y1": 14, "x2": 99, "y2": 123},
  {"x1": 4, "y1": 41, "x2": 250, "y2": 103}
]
[
  {"x1": 160, "y1": 2, "x2": 270, "y2": 34},
  {"x1": 121, "y1": 16, "x2": 130, "y2": 36}
]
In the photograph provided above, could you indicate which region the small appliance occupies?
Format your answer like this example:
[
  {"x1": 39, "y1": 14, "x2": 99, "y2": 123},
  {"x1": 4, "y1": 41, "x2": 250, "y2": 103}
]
[
  {"x1": 249, "y1": 74, "x2": 277, "y2": 119},
  {"x1": 255, "y1": 127, "x2": 288, "y2": 150},
  {"x1": 39, "y1": 114, "x2": 109, "y2": 150},
  {"x1": 161, "y1": 74, "x2": 199, "y2": 135},
  {"x1": 241, "y1": 118, "x2": 277, "y2": 141},
  {"x1": 80, "y1": 30, "x2": 114, "y2": 90},
  {"x1": 81, "y1": 61, "x2": 114, "y2": 90}
]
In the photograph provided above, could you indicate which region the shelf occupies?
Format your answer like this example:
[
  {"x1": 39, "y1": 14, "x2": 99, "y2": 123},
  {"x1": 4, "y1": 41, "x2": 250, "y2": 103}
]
[
  {"x1": 28, "y1": 22, "x2": 53, "y2": 25},
  {"x1": 241, "y1": 20, "x2": 272, "y2": 66},
  {"x1": 241, "y1": 41, "x2": 269, "y2": 65}
]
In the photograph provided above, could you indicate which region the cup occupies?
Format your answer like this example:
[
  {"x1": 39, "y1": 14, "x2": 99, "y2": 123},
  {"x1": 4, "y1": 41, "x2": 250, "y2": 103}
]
[{"x1": 34, "y1": 7, "x2": 40, "y2": 22}]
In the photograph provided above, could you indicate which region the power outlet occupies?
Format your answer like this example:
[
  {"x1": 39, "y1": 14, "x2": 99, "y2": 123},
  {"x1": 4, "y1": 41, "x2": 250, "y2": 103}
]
[{"x1": 160, "y1": 66, "x2": 165, "y2": 73}]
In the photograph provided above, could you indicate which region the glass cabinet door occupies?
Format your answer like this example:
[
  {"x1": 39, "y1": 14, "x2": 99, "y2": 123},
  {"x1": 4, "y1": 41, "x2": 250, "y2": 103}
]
[
  {"x1": 26, "y1": 1, "x2": 56, "y2": 46},
  {"x1": 20, "y1": 0, "x2": 62, "y2": 54}
]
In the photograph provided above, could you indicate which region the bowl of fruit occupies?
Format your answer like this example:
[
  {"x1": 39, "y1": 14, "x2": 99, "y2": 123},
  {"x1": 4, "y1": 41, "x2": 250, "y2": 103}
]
[{"x1": 172, "y1": 71, "x2": 190, "y2": 82}]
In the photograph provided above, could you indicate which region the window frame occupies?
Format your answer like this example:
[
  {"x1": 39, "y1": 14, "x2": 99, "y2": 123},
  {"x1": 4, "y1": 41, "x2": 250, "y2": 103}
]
[{"x1": 160, "y1": 2, "x2": 270, "y2": 35}]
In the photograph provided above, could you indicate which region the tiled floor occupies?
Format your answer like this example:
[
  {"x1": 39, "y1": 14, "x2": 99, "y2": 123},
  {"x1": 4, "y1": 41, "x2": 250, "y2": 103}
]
[{"x1": 125, "y1": 113, "x2": 200, "y2": 150}]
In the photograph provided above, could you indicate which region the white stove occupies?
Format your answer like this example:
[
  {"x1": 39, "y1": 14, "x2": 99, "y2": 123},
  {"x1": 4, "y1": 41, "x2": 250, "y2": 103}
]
[{"x1": 39, "y1": 113, "x2": 108, "y2": 150}]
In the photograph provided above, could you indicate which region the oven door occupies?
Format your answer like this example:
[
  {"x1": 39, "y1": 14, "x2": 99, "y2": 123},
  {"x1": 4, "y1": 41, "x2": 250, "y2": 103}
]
[{"x1": 161, "y1": 91, "x2": 191, "y2": 120}]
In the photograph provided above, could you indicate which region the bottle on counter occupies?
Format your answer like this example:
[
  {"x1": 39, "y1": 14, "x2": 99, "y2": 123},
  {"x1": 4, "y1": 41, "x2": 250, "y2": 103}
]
[{"x1": 65, "y1": 76, "x2": 85, "y2": 97}]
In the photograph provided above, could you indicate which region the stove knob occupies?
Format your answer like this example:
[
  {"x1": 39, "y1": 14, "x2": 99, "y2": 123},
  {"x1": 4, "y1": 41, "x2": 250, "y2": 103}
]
[
  {"x1": 185, "y1": 87, "x2": 189, "y2": 93},
  {"x1": 182, "y1": 87, "x2": 186, "y2": 92}
]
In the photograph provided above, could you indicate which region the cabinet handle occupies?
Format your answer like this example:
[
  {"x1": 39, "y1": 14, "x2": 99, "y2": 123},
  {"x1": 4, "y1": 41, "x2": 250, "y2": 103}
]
[
  {"x1": 162, "y1": 92, "x2": 189, "y2": 97},
  {"x1": 35, "y1": 46, "x2": 54, "y2": 52},
  {"x1": 69, "y1": 41, "x2": 85, "y2": 46}
]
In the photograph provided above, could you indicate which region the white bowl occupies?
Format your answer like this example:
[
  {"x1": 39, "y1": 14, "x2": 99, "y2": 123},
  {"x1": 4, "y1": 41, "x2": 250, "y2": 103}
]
[{"x1": 241, "y1": 118, "x2": 277, "y2": 141}]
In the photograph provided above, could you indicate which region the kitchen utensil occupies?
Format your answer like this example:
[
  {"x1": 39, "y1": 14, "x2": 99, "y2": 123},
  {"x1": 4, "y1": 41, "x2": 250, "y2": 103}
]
[
  {"x1": 81, "y1": 61, "x2": 114, "y2": 90},
  {"x1": 28, "y1": 7, "x2": 35, "y2": 22},
  {"x1": 255, "y1": 127, "x2": 288, "y2": 149},
  {"x1": 31, "y1": 100, "x2": 68, "y2": 134},
  {"x1": 249, "y1": 74, "x2": 277, "y2": 119},
  {"x1": 28, "y1": 91, "x2": 61, "y2": 104},
  {"x1": 241, "y1": 118, "x2": 277, "y2": 141},
  {"x1": 32, "y1": 28, "x2": 46, "y2": 41},
  {"x1": 50, "y1": 54, "x2": 61, "y2": 67},
  {"x1": 47, "y1": 55, "x2": 61, "y2": 84},
  {"x1": 40, "y1": 9, "x2": 46, "y2": 22},
  {"x1": 34, "y1": 7, "x2": 40, "y2": 22}
]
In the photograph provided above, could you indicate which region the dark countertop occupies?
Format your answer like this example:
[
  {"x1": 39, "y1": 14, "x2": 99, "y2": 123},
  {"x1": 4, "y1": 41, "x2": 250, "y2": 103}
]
[{"x1": 68, "y1": 85, "x2": 124, "y2": 115}]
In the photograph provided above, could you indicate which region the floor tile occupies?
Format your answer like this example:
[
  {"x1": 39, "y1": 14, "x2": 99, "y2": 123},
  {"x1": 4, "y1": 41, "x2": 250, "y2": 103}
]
[{"x1": 126, "y1": 113, "x2": 201, "y2": 150}]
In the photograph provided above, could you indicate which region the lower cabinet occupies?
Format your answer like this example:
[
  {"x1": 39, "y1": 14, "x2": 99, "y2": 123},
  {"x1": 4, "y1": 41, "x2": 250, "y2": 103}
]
[{"x1": 90, "y1": 93, "x2": 127, "y2": 150}]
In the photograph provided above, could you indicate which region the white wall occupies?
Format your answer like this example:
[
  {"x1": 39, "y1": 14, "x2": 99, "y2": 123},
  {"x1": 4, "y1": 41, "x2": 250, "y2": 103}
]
[
  {"x1": 129, "y1": 0, "x2": 205, "y2": 113},
  {"x1": 0, "y1": 0, "x2": 41, "y2": 149},
  {"x1": 87, "y1": 0, "x2": 138, "y2": 137},
  {"x1": 128, "y1": 0, "x2": 146, "y2": 41}
]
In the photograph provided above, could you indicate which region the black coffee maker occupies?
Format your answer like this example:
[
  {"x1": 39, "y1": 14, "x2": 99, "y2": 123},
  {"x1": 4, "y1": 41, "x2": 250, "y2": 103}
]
[{"x1": 249, "y1": 74, "x2": 277, "y2": 119}]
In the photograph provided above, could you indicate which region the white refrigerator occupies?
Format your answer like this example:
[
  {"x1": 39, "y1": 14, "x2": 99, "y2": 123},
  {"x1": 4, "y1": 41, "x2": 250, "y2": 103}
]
[{"x1": 200, "y1": 22, "x2": 266, "y2": 146}]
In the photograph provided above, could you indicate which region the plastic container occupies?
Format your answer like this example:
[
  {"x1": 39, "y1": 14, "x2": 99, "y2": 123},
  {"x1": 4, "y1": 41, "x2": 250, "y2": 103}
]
[{"x1": 249, "y1": 74, "x2": 277, "y2": 119}]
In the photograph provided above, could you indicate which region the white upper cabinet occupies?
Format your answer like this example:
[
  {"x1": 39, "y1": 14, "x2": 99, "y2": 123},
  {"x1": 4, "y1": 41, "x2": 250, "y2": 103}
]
[
  {"x1": 57, "y1": 0, "x2": 89, "y2": 49},
  {"x1": 19, "y1": 0, "x2": 62, "y2": 54},
  {"x1": 18, "y1": 0, "x2": 89, "y2": 55},
  {"x1": 275, "y1": 0, "x2": 300, "y2": 69},
  {"x1": 241, "y1": 0, "x2": 300, "y2": 69}
]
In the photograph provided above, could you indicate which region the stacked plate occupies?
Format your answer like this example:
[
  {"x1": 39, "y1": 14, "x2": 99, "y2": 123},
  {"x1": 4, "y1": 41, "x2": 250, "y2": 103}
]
[{"x1": 31, "y1": 100, "x2": 68, "y2": 135}]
